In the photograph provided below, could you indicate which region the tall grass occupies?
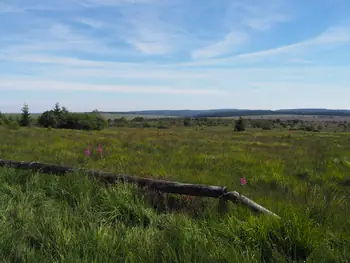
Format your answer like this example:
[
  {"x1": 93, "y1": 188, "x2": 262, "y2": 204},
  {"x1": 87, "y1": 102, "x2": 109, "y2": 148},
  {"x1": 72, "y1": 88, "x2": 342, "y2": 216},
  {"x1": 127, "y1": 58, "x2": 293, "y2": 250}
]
[{"x1": 0, "y1": 126, "x2": 349, "y2": 262}]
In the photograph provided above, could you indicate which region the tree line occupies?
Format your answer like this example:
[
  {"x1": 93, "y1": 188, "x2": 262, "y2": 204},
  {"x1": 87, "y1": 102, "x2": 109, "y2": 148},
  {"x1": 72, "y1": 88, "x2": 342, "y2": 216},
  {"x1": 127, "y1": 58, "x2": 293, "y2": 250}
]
[
  {"x1": 0, "y1": 103, "x2": 107, "y2": 131},
  {"x1": 1, "y1": 104, "x2": 348, "y2": 132}
]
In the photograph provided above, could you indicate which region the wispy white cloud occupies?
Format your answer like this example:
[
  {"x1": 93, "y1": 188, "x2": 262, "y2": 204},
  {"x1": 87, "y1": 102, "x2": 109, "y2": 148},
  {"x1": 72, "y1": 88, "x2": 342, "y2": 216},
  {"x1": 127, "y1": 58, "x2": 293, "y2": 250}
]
[
  {"x1": 190, "y1": 0, "x2": 290, "y2": 60},
  {"x1": 288, "y1": 58, "x2": 312, "y2": 64},
  {"x1": 0, "y1": 2, "x2": 25, "y2": 12},
  {"x1": 235, "y1": 25, "x2": 350, "y2": 60},
  {"x1": 0, "y1": 78, "x2": 218, "y2": 95},
  {"x1": 249, "y1": 82, "x2": 349, "y2": 92},
  {"x1": 75, "y1": 17, "x2": 104, "y2": 29},
  {"x1": 120, "y1": 12, "x2": 191, "y2": 55},
  {"x1": 191, "y1": 31, "x2": 249, "y2": 59},
  {"x1": 1, "y1": 22, "x2": 135, "y2": 57},
  {"x1": 243, "y1": 14, "x2": 289, "y2": 31},
  {"x1": 229, "y1": 1, "x2": 290, "y2": 30},
  {"x1": 6, "y1": 0, "x2": 82, "y2": 11},
  {"x1": 127, "y1": 40, "x2": 171, "y2": 55},
  {"x1": 81, "y1": 0, "x2": 154, "y2": 6},
  {"x1": 179, "y1": 24, "x2": 350, "y2": 67}
]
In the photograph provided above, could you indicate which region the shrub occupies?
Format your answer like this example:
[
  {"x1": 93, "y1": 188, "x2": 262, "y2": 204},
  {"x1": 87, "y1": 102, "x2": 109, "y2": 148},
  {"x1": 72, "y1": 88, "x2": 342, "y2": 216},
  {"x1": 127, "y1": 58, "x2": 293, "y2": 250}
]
[
  {"x1": 143, "y1": 122, "x2": 152, "y2": 128},
  {"x1": 157, "y1": 122, "x2": 169, "y2": 129},
  {"x1": 37, "y1": 110, "x2": 59, "y2": 128},
  {"x1": 0, "y1": 112, "x2": 6, "y2": 125},
  {"x1": 7, "y1": 121, "x2": 20, "y2": 130},
  {"x1": 37, "y1": 104, "x2": 107, "y2": 131},
  {"x1": 183, "y1": 118, "x2": 192, "y2": 127},
  {"x1": 60, "y1": 113, "x2": 107, "y2": 131},
  {"x1": 133, "y1": 117, "x2": 144, "y2": 122},
  {"x1": 234, "y1": 117, "x2": 245, "y2": 132}
]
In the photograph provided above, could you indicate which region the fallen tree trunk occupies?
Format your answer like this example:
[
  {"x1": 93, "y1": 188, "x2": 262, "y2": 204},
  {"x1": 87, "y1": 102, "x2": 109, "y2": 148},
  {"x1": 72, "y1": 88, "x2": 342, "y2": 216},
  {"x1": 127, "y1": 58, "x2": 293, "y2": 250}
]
[
  {"x1": 0, "y1": 159, "x2": 226, "y2": 198},
  {"x1": 0, "y1": 159, "x2": 279, "y2": 218},
  {"x1": 224, "y1": 191, "x2": 280, "y2": 218}
]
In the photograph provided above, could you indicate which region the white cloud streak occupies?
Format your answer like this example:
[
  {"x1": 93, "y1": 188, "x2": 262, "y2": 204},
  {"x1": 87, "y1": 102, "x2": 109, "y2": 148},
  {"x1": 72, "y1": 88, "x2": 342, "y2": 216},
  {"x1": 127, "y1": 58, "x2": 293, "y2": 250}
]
[
  {"x1": 243, "y1": 14, "x2": 288, "y2": 31},
  {"x1": 0, "y1": 78, "x2": 218, "y2": 95},
  {"x1": 190, "y1": 0, "x2": 290, "y2": 60},
  {"x1": 82, "y1": 0, "x2": 154, "y2": 6},
  {"x1": 180, "y1": 24, "x2": 350, "y2": 67},
  {"x1": 229, "y1": 1, "x2": 290, "y2": 30},
  {"x1": 235, "y1": 25, "x2": 350, "y2": 60},
  {"x1": 0, "y1": 2, "x2": 25, "y2": 12},
  {"x1": 191, "y1": 31, "x2": 249, "y2": 59},
  {"x1": 75, "y1": 18, "x2": 105, "y2": 29}
]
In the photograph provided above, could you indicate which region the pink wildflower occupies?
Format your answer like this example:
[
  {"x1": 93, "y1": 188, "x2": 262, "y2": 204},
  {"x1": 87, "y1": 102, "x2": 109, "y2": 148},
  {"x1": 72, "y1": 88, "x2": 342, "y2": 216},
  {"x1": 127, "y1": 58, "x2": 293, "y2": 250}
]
[
  {"x1": 84, "y1": 146, "x2": 91, "y2": 157},
  {"x1": 97, "y1": 145, "x2": 103, "y2": 155}
]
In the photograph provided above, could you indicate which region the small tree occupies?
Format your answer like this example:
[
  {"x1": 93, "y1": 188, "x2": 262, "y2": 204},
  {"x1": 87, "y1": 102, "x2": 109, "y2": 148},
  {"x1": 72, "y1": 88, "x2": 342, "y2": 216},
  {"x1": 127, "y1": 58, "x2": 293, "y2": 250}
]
[
  {"x1": 0, "y1": 111, "x2": 5, "y2": 125},
  {"x1": 234, "y1": 117, "x2": 245, "y2": 132},
  {"x1": 184, "y1": 118, "x2": 192, "y2": 127},
  {"x1": 19, "y1": 103, "x2": 31, "y2": 127},
  {"x1": 53, "y1": 102, "x2": 61, "y2": 116}
]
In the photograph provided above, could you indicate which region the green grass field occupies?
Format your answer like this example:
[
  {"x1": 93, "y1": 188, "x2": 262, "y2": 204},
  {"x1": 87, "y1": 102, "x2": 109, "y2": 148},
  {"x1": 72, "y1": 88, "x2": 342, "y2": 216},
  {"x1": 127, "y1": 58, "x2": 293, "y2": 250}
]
[{"x1": 0, "y1": 126, "x2": 349, "y2": 262}]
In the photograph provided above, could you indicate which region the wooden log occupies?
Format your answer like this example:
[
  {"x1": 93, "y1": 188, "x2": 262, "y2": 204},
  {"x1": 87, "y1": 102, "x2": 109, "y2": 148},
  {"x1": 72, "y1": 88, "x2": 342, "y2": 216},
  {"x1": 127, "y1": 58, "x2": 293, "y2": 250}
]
[
  {"x1": 0, "y1": 159, "x2": 280, "y2": 218},
  {"x1": 224, "y1": 191, "x2": 280, "y2": 218},
  {"x1": 0, "y1": 159, "x2": 227, "y2": 198}
]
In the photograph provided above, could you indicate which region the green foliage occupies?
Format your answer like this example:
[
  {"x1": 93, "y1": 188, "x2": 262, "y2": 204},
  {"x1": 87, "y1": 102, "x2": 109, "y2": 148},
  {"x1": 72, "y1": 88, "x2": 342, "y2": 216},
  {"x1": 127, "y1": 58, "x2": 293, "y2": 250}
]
[
  {"x1": 0, "y1": 111, "x2": 6, "y2": 125},
  {"x1": 19, "y1": 103, "x2": 31, "y2": 127},
  {"x1": 234, "y1": 117, "x2": 246, "y2": 132},
  {"x1": 133, "y1": 117, "x2": 145, "y2": 122},
  {"x1": 183, "y1": 118, "x2": 192, "y2": 127},
  {"x1": 157, "y1": 122, "x2": 169, "y2": 129},
  {"x1": 7, "y1": 121, "x2": 20, "y2": 130},
  {"x1": 37, "y1": 110, "x2": 59, "y2": 128},
  {"x1": 101, "y1": 114, "x2": 348, "y2": 132},
  {"x1": 53, "y1": 102, "x2": 61, "y2": 116},
  {"x1": 60, "y1": 113, "x2": 107, "y2": 131},
  {"x1": 143, "y1": 122, "x2": 152, "y2": 128},
  {"x1": 38, "y1": 104, "x2": 107, "y2": 131},
  {"x1": 112, "y1": 117, "x2": 129, "y2": 127}
]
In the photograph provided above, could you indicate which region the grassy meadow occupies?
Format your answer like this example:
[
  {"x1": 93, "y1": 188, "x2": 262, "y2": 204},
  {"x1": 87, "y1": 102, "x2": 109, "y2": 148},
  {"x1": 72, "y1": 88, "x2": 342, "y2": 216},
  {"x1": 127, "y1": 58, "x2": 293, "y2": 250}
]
[{"x1": 0, "y1": 126, "x2": 349, "y2": 262}]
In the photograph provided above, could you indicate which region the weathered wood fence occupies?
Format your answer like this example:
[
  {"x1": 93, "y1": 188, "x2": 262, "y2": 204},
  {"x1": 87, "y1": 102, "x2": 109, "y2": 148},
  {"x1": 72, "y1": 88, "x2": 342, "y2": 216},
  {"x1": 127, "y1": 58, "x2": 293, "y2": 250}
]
[{"x1": 0, "y1": 159, "x2": 280, "y2": 218}]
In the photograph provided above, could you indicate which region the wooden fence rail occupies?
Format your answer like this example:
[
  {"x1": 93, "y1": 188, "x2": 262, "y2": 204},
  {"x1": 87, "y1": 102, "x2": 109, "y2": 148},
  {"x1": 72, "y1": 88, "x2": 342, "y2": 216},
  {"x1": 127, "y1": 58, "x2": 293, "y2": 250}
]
[{"x1": 0, "y1": 159, "x2": 280, "y2": 218}]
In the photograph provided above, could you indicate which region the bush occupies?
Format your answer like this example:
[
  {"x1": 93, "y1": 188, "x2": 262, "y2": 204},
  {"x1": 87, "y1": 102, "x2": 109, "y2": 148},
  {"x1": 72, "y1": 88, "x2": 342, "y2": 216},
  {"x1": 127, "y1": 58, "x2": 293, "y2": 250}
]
[
  {"x1": 37, "y1": 110, "x2": 59, "y2": 128},
  {"x1": 59, "y1": 113, "x2": 107, "y2": 131},
  {"x1": 37, "y1": 104, "x2": 107, "y2": 131},
  {"x1": 184, "y1": 118, "x2": 192, "y2": 127},
  {"x1": 234, "y1": 117, "x2": 245, "y2": 132},
  {"x1": 7, "y1": 121, "x2": 20, "y2": 130},
  {"x1": 0, "y1": 112, "x2": 6, "y2": 125},
  {"x1": 143, "y1": 122, "x2": 152, "y2": 128},
  {"x1": 132, "y1": 117, "x2": 144, "y2": 122},
  {"x1": 157, "y1": 122, "x2": 169, "y2": 129}
]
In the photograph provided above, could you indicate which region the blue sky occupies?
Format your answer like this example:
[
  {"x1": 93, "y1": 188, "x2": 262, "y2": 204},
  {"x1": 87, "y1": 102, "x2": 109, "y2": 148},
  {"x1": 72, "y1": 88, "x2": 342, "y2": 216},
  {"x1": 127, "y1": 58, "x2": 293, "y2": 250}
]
[{"x1": 1, "y1": 0, "x2": 350, "y2": 112}]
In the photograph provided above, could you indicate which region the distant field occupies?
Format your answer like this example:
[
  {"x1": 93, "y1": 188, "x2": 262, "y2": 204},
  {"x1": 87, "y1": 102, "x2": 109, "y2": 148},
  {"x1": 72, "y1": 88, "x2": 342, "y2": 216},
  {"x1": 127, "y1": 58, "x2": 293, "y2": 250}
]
[
  {"x1": 0, "y1": 126, "x2": 349, "y2": 262},
  {"x1": 103, "y1": 113, "x2": 350, "y2": 121},
  {"x1": 5, "y1": 112, "x2": 350, "y2": 122},
  {"x1": 214, "y1": 115, "x2": 350, "y2": 121},
  {"x1": 100, "y1": 113, "x2": 177, "y2": 120}
]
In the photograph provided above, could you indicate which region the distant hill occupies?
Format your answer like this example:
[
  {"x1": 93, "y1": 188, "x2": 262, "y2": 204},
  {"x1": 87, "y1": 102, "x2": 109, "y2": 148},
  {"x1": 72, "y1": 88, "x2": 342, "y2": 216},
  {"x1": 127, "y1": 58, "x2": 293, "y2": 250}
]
[
  {"x1": 101, "y1": 109, "x2": 350, "y2": 118},
  {"x1": 101, "y1": 109, "x2": 240, "y2": 117}
]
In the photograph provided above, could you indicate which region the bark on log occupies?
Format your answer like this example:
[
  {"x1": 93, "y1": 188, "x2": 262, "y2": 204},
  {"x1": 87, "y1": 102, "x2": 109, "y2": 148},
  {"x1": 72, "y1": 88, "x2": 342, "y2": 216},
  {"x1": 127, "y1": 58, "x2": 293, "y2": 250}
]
[
  {"x1": 224, "y1": 191, "x2": 280, "y2": 218},
  {"x1": 0, "y1": 159, "x2": 226, "y2": 198}
]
